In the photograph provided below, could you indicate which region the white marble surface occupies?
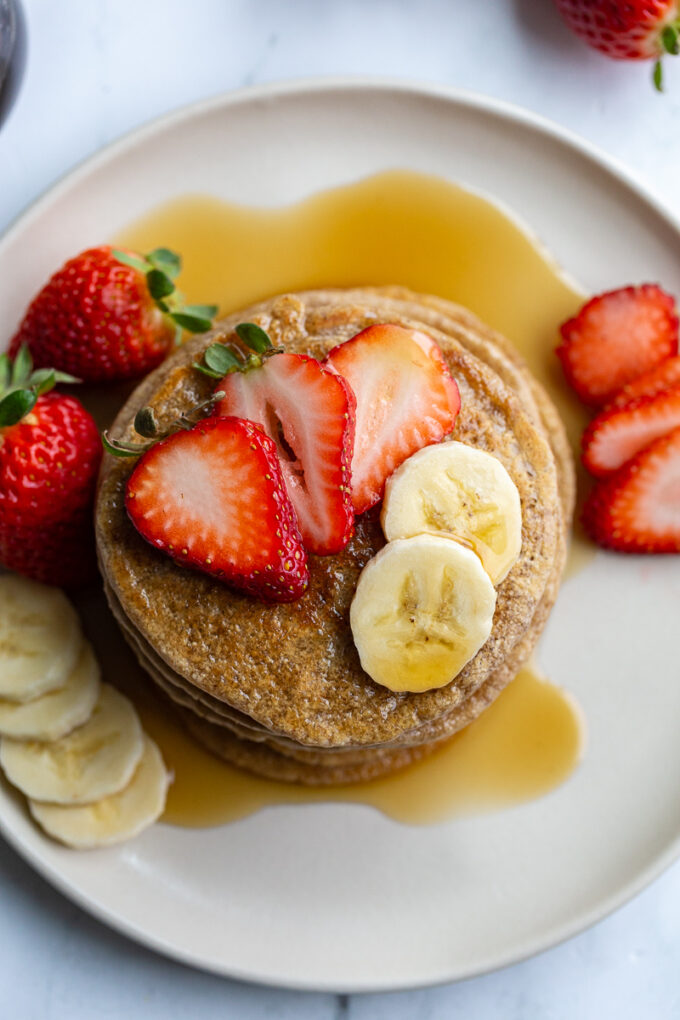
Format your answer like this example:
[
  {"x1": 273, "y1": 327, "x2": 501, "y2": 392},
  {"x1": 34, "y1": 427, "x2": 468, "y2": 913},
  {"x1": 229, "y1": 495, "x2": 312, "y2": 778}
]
[{"x1": 1, "y1": 0, "x2": 680, "y2": 1016}]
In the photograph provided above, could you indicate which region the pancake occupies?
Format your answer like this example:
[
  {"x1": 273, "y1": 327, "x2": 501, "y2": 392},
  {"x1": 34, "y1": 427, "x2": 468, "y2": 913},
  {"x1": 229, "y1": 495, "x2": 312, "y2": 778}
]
[
  {"x1": 104, "y1": 569, "x2": 554, "y2": 786},
  {"x1": 103, "y1": 526, "x2": 564, "y2": 786},
  {"x1": 96, "y1": 288, "x2": 570, "y2": 757},
  {"x1": 104, "y1": 542, "x2": 560, "y2": 755},
  {"x1": 180, "y1": 709, "x2": 443, "y2": 786}
]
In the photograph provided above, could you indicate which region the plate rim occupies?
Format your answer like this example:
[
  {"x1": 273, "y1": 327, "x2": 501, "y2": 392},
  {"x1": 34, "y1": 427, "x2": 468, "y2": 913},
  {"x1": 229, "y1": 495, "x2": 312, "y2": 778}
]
[
  {"x1": 2, "y1": 74, "x2": 679, "y2": 252},
  {"x1": 2, "y1": 75, "x2": 680, "y2": 994}
]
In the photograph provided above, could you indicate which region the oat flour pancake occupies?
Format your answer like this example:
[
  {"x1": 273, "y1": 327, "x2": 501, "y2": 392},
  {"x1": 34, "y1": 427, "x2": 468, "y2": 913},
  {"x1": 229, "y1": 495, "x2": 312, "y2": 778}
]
[
  {"x1": 97, "y1": 288, "x2": 570, "y2": 761},
  {"x1": 103, "y1": 567, "x2": 562, "y2": 785}
]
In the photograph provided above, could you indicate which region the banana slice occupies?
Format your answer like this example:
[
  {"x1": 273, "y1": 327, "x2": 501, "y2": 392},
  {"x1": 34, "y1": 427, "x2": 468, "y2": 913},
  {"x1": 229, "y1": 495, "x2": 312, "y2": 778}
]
[
  {"x1": 0, "y1": 574, "x2": 82, "y2": 702},
  {"x1": 350, "y1": 534, "x2": 496, "y2": 693},
  {"x1": 0, "y1": 640, "x2": 101, "y2": 741},
  {"x1": 29, "y1": 736, "x2": 170, "y2": 850},
  {"x1": 381, "y1": 441, "x2": 523, "y2": 584},
  {"x1": 0, "y1": 684, "x2": 143, "y2": 804}
]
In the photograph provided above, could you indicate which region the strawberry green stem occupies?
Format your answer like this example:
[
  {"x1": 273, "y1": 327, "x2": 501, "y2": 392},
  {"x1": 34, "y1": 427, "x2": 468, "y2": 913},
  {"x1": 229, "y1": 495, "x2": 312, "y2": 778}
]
[
  {"x1": 112, "y1": 247, "x2": 218, "y2": 338},
  {"x1": 654, "y1": 18, "x2": 680, "y2": 91},
  {"x1": 193, "y1": 323, "x2": 283, "y2": 380},
  {"x1": 102, "y1": 391, "x2": 225, "y2": 458},
  {"x1": 0, "y1": 347, "x2": 79, "y2": 428}
]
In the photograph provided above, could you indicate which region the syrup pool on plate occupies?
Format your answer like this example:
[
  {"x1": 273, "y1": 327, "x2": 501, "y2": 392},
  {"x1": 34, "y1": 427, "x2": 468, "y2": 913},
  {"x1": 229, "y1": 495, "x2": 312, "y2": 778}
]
[
  {"x1": 142, "y1": 659, "x2": 584, "y2": 827},
  {"x1": 108, "y1": 169, "x2": 589, "y2": 827}
]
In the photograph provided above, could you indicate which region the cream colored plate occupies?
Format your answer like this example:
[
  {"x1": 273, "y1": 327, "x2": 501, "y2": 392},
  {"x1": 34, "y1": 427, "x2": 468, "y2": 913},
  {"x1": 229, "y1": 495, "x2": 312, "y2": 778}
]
[{"x1": 1, "y1": 80, "x2": 679, "y2": 992}]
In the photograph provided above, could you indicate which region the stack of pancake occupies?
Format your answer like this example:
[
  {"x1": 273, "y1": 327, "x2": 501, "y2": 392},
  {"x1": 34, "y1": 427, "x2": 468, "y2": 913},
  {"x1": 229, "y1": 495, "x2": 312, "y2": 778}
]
[{"x1": 96, "y1": 287, "x2": 574, "y2": 785}]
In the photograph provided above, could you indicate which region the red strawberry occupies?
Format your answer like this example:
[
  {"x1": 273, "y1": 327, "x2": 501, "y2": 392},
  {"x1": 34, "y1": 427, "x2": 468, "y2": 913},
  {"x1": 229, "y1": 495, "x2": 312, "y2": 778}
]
[
  {"x1": 324, "y1": 324, "x2": 460, "y2": 514},
  {"x1": 125, "y1": 416, "x2": 309, "y2": 602},
  {"x1": 557, "y1": 285, "x2": 678, "y2": 407},
  {"x1": 214, "y1": 349, "x2": 355, "y2": 556},
  {"x1": 554, "y1": 1, "x2": 680, "y2": 88},
  {"x1": 607, "y1": 355, "x2": 680, "y2": 409},
  {"x1": 10, "y1": 245, "x2": 216, "y2": 383},
  {"x1": 0, "y1": 349, "x2": 101, "y2": 587},
  {"x1": 582, "y1": 426, "x2": 680, "y2": 553},
  {"x1": 582, "y1": 386, "x2": 680, "y2": 477}
]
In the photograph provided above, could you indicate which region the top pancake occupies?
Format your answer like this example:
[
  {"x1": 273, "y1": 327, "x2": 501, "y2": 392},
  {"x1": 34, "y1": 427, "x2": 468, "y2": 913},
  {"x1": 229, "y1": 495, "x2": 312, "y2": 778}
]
[{"x1": 96, "y1": 288, "x2": 567, "y2": 748}]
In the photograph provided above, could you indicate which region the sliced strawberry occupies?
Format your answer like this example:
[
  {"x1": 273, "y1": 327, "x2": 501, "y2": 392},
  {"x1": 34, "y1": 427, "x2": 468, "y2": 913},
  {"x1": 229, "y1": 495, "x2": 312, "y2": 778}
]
[
  {"x1": 215, "y1": 352, "x2": 355, "y2": 556},
  {"x1": 607, "y1": 355, "x2": 680, "y2": 409},
  {"x1": 125, "y1": 416, "x2": 309, "y2": 602},
  {"x1": 582, "y1": 386, "x2": 680, "y2": 477},
  {"x1": 325, "y1": 324, "x2": 460, "y2": 514},
  {"x1": 583, "y1": 427, "x2": 680, "y2": 553},
  {"x1": 557, "y1": 285, "x2": 678, "y2": 406}
]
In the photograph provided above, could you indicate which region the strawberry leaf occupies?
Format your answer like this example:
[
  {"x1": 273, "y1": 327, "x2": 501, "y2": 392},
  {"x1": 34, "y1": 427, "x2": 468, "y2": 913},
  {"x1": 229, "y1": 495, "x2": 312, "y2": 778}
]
[
  {"x1": 171, "y1": 312, "x2": 214, "y2": 333},
  {"x1": 112, "y1": 249, "x2": 150, "y2": 275},
  {"x1": 52, "y1": 370, "x2": 81, "y2": 385},
  {"x1": 11, "y1": 344, "x2": 32, "y2": 387},
  {"x1": 146, "y1": 268, "x2": 176, "y2": 302},
  {"x1": 0, "y1": 353, "x2": 10, "y2": 391},
  {"x1": 29, "y1": 367, "x2": 80, "y2": 395},
  {"x1": 103, "y1": 390, "x2": 226, "y2": 456},
  {"x1": 235, "y1": 322, "x2": 272, "y2": 354},
  {"x1": 662, "y1": 24, "x2": 679, "y2": 56},
  {"x1": 183, "y1": 303, "x2": 218, "y2": 319},
  {"x1": 134, "y1": 406, "x2": 160, "y2": 438},
  {"x1": 102, "y1": 432, "x2": 149, "y2": 458},
  {"x1": 0, "y1": 389, "x2": 37, "y2": 427},
  {"x1": 654, "y1": 59, "x2": 664, "y2": 91},
  {"x1": 203, "y1": 343, "x2": 242, "y2": 375},
  {"x1": 147, "y1": 248, "x2": 182, "y2": 280},
  {"x1": 31, "y1": 370, "x2": 56, "y2": 396},
  {"x1": 192, "y1": 362, "x2": 223, "y2": 379}
]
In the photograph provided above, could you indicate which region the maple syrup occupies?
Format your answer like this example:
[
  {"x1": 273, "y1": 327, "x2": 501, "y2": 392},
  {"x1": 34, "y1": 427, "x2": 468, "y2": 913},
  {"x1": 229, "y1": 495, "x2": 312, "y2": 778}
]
[
  {"x1": 111, "y1": 170, "x2": 588, "y2": 827},
  {"x1": 147, "y1": 661, "x2": 583, "y2": 827}
]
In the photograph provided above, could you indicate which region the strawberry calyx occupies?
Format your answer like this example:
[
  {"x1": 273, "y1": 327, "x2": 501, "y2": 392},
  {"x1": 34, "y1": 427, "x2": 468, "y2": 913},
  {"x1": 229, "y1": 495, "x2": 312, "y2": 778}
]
[
  {"x1": 105, "y1": 325, "x2": 281, "y2": 457},
  {"x1": 193, "y1": 322, "x2": 284, "y2": 380},
  {"x1": 654, "y1": 18, "x2": 680, "y2": 90},
  {"x1": 0, "y1": 345, "x2": 79, "y2": 428},
  {"x1": 112, "y1": 247, "x2": 218, "y2": 342},
  {"x1": 102, "y1": 390, "x2": 226, "y2": 458}
]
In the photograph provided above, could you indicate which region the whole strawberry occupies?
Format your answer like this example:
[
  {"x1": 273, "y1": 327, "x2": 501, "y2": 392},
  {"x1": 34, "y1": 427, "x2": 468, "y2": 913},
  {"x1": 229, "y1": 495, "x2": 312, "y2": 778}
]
[
  {"x1": 554, "y1": 1, "x2": 680, "y2": 88},
  {"x1": 10, "y1": 246, "x2": 216, "y2": 383},
  {"x1": 0, "y1": 347, "x2": 101, "y2": 587}
]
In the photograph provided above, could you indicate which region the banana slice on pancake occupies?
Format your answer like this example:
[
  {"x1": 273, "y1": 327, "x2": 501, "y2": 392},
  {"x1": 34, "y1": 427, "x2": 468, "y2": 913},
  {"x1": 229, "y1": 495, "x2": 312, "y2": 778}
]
[
  {"x1": 0, "y1": 639, "x2": 100, "y2": 741},
  {"x1": 381, "y1": 441, "x2": 522, "y2": 584},
  {"x1": 0, "y1": 684, "x2": 143, "y2": 804},
  {"x1": 0, "y1": 574, "x2": 81, "y2": 702},
  {"x1": 30, "y1": 736, "x2": 169, "y2": 849},
  {"x1": 350, "y1": 535, "x2": 496, "y2": 693}
]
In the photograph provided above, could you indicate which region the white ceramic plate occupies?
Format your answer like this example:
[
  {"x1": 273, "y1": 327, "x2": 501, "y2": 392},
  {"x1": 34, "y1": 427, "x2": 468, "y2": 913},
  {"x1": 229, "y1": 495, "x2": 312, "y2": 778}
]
[{"x1": 1, "y1": 80, "x2": 679, "y2": 993}]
